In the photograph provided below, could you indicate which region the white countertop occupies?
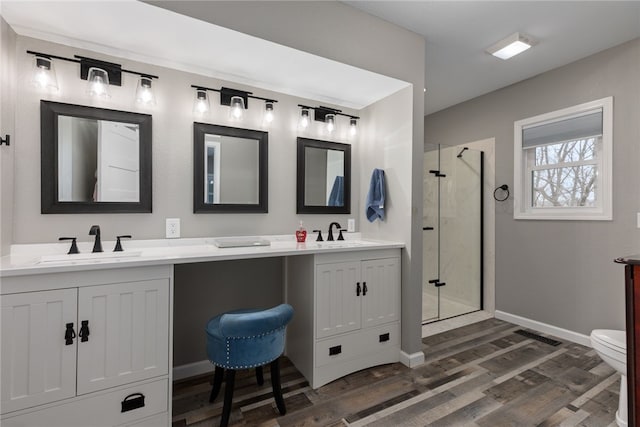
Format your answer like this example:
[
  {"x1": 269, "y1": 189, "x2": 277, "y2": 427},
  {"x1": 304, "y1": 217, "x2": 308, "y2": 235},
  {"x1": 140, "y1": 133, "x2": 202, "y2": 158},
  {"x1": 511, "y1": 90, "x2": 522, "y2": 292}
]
[{"x1": 0, "y1": 234, "x2": 404, "y2": 277}]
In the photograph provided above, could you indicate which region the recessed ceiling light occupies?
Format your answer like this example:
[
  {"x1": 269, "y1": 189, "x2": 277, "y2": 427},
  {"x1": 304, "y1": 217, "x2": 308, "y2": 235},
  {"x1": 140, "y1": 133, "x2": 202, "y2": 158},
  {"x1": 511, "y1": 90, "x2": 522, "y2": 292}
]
[{"x1": 486, "y1": 32, "x2": 536, "y2": 60}]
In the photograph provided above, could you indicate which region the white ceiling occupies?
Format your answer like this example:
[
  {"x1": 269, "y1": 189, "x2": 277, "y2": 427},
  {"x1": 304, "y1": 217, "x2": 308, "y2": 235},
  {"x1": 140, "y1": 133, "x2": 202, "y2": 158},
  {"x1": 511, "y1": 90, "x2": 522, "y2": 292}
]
[
  {"x1": 346, "y1": 1, "x2": 640, "y2": 114},
  {"x1": 0, "y1": 1, "x2": 408, "y2": 110}
]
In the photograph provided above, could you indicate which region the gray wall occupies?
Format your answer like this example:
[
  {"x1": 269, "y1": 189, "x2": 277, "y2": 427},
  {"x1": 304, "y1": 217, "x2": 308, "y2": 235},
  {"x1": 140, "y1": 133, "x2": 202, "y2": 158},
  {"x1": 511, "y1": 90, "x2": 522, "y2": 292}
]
[
  {"x1": 173, "y1": 258, "x2": 284, "y2": 366},
  {"x1": 1, "y1": 17, "x2": 16, "y2": 254},
  {"x1": 425, "y1": 38, "x2": 640, "y2": 335}
]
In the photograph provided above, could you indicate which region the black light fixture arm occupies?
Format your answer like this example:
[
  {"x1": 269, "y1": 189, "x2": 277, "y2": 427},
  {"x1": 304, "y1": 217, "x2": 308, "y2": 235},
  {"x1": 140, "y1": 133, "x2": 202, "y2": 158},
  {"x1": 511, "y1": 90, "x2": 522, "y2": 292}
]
[
  {"x1": 26, "y1": 50, "x2": 159, "y2": 82},
  {"x1": 297, "y1": 104, "x2": 359, "y2": 120},
  {"x1": 190, "y1": 85, "x2": 278, "y2": 104}
]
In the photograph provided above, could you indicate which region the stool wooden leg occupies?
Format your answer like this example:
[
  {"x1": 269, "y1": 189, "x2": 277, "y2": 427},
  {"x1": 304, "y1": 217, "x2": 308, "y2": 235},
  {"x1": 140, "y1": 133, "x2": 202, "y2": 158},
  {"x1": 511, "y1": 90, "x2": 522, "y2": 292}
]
[
  {"x1": 256, "y1": 366, "x2": 264, "y2": 385},
  {"x1": 220, "y1": 370, "x2": 236, "y2": 427},
  {"x1": 209, "y1": 366, "x2": 224, "y2": 403},
  {"x1": 270, "y1": 359, "x2": 286, "y2": 415}
]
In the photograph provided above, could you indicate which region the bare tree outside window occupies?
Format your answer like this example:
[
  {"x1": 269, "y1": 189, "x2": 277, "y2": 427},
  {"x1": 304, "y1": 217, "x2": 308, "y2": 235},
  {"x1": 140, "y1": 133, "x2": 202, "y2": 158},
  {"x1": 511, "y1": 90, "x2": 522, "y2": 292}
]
[{"x1": 529, "y1": 137, "x2": 598, "y2": 207}]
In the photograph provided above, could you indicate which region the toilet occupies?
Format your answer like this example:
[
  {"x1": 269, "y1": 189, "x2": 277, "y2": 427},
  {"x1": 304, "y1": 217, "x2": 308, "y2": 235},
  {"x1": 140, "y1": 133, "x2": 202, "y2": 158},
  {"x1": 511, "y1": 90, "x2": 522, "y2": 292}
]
[{"x1": 590, "y1": 329, "x2": 627, "y2": 427}]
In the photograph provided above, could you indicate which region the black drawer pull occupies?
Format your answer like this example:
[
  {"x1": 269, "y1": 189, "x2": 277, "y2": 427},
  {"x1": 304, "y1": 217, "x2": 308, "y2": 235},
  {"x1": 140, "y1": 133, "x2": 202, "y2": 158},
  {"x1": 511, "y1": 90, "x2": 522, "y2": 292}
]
[
  {"x1": 79, "y1": 320, "x2": 90, "y2": 342},
  {"x1": 121, "y1": 392, "x2": 145, "y2": 413},
  {"x1": 356, "y1": 282, "x2": 361, "y2": 296},
  {"x1": 435, "y1": 282, "x2": 446, "y2": 287},
  {"x1": 64, "y1": 322, "x2": 76, "y2": 345},
  {"x1": 362, "y1": 282, "x2": 367, "y2": 296},
  {"x1": 329, "y1": 345, "x2": 342, "y2": 356},
  {"x1": 379, "y1": 333, "x2": 390, "y2": 343}
]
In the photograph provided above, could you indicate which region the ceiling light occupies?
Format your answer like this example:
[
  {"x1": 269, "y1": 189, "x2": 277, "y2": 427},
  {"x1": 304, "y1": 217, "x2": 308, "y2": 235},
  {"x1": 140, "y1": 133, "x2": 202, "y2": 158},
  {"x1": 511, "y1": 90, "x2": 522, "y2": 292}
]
[
  {"x1": 190, "y1": 85, "x2": 277, "y2": 121},
  {"x1": 486, "y1": 32, "x2": 536, "y2": 60},
  {"x1": 297, "y1": 104, "x2": 360, "y2": 135}
]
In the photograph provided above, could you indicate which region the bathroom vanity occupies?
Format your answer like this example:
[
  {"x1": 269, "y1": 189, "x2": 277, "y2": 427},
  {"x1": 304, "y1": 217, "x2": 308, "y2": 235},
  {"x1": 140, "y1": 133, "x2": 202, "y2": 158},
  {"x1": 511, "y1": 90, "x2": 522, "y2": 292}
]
[
  {"x1": 0, "y1": 236, "x2": 402, "y2": 426},
  {"x1": 615, "y1": 255, "x2": 640, "y2": 427}
]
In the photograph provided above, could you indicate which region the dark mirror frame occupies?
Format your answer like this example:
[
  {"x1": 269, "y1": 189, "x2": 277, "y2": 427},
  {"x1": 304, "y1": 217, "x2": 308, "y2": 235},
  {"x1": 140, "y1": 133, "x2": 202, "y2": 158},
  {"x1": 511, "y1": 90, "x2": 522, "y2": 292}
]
[
  {"x1": 193, "y1": 122, "x2": 268, "y2": 213},
  {"x1": 41, "y1": 100, "x2": 152, "y2": 214},
  {"x1": 297, "y1": 137, "x2": 351, "y2": 214}
]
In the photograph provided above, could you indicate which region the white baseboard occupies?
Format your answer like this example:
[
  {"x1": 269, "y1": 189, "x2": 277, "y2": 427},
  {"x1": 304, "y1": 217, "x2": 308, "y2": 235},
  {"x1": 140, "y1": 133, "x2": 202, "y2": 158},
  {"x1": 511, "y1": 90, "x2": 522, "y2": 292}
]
[
  {"x1": 495, "y1": 310, "x2": 591, "y2": 347},
  {"x1": 400, "y1": 350, "x2": 425, "y2": 368},
  {"x1": 173, "y1": 359, "x2": 214, "y2": 381}
]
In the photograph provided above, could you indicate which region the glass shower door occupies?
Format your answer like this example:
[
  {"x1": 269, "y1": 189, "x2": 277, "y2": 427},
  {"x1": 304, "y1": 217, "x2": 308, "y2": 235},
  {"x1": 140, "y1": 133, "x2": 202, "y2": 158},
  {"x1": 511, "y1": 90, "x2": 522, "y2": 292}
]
[{"x1": 423, "y1": 144, "x2": 483, "y2": 323}]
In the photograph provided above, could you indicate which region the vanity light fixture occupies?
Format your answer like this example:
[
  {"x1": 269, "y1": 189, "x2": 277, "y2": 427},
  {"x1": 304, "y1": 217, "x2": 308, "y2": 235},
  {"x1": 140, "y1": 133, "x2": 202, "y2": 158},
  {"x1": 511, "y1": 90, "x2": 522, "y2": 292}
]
[
  {"x1": 297, "y1": 104, "x2": 360, "y2": 134},
  {"x1": 135, "y1": 76, "x2": 157, "y2": 106},
  {"x1": 486, "y1": 32, "x2": 536, "y2": 60},
  {"x1": 26, "y1": 50, "x2": 158, "y2": 102},
  {"x1": 349, "y1": 118, "x2": 358, "y2": 136},
  {"x1": 325, "y1": 113, "x2": 336, "y2": 133},
  {"x1": 264, "y1": 101, "x2": 275, "y2": 124},
  {"x1": 299, "y1": 108, "x2": 310, "y2": 128},
  {"x1": 193, "y1": 88, "x2": 210, "y2": 114},
  {"x1": 189, "y1": 85, "x2": 278, "y2": 121},
  {"x1": 229, "y1": 96, "x2": 245, "y2": 121},
  {"x1": 31, "y1": 54, "x2": 59, "y2": 92},
  {"x1": 86, "y1": 67, "x2": 111, "y2": 98}
]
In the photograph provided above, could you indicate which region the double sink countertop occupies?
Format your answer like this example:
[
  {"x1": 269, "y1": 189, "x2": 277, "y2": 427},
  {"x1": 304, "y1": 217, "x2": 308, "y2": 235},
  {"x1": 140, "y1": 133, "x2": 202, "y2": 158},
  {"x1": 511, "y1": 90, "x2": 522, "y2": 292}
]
[{"x1": 0, "y1": 233, "x2": 405, "y2": 277}]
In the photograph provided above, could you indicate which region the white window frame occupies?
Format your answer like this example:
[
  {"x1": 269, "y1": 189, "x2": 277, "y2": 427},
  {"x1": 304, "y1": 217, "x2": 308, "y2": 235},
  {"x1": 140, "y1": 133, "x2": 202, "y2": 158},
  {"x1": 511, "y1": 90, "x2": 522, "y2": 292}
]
[{"x1": 513, "y1": 97, "x2": 613, "y2": 220}]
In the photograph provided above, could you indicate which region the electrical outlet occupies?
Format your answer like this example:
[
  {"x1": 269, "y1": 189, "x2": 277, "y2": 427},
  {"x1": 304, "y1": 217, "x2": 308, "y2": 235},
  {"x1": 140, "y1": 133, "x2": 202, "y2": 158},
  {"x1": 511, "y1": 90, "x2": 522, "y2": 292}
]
[
  {"x1": 166, "y1": 218, "x2": 180, "y2": 238},
  {"x1": 347, "y1": 218, "x2": 355, "y2": 232}
]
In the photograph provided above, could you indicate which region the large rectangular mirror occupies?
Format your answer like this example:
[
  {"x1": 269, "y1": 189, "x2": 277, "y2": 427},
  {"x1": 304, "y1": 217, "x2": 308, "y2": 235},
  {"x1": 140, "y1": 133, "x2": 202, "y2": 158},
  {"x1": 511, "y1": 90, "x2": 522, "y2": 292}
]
[
  {"x1": 193, "y1": 123, "x2": 268, "y2": 213},
  {"x1": 41, "y1": 101, "x2": 152, "y2": 213},
  {"x1": 297, "y1": 137, "x2": 351, "y2": 214}
]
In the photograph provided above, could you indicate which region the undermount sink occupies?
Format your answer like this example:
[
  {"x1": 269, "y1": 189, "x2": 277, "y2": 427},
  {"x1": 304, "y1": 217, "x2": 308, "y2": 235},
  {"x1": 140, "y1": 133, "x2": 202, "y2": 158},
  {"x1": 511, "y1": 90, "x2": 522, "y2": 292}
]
[
  {"x1": 312, "y1": 240, "x2": 368, "y2": 248},
  {"x1": 38, "y1": 251, "x2": 142, "y2": 264}
]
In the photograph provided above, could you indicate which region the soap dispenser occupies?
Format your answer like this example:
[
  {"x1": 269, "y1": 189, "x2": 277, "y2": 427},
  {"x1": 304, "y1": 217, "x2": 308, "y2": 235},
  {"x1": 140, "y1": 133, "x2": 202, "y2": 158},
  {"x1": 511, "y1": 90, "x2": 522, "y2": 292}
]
[{"x1": 295, "y1": 221, "x2": 307, "y2": 242}]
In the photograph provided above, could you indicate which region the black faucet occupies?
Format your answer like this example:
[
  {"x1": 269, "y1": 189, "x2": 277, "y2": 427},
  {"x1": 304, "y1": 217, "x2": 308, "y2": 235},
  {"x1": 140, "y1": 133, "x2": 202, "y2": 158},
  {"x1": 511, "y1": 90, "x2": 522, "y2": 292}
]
[
  {"x1": 327, "y1": 222, "x2": 342, "y2": 241},
  {"x1": 89, "y1": 225, "x2": 103, "y2": 253}
]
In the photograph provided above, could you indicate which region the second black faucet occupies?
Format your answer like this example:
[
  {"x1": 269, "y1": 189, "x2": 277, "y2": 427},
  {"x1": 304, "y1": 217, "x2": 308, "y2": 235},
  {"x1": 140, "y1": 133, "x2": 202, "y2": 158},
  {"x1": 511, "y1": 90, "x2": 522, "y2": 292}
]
[{"x1": 89, "y1": 225, "x2": 102, "y2": 253}]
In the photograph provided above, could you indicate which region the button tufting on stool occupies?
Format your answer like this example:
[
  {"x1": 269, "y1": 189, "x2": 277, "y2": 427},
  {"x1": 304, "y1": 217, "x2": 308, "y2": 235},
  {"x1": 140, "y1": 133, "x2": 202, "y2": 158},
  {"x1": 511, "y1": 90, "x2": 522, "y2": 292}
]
[{"x1": 205, "y1": 304, "x2": 294, "y2": 427}]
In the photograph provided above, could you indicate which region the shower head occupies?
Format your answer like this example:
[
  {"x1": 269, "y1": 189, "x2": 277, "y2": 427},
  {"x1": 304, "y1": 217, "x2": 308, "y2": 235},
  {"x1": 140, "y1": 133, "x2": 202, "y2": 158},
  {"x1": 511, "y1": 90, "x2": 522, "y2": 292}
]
[{"x1": 457, "y1": 147, "x2": 468, "y2": 158}]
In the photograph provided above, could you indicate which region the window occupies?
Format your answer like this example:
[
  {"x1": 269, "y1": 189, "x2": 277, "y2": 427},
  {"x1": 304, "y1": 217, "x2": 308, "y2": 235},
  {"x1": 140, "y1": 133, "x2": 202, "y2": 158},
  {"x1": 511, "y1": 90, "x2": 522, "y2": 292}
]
[{"x1": 514, "y1": 97, "x2": 613, "y2": 220}]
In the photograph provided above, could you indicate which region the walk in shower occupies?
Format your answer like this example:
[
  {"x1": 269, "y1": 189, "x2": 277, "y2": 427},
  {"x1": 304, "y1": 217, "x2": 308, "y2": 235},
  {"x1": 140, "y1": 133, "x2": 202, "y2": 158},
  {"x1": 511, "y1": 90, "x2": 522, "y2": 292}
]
[{"x1": 423, "y1": 144, "x2": 483, "y2": 323}]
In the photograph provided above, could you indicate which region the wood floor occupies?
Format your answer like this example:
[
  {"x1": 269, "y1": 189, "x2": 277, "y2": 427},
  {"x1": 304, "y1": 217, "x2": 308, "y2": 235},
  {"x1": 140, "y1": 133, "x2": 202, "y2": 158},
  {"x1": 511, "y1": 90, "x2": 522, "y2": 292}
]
[{"x1": 172, "y1": 318, "x2": 620, "y2": 426}]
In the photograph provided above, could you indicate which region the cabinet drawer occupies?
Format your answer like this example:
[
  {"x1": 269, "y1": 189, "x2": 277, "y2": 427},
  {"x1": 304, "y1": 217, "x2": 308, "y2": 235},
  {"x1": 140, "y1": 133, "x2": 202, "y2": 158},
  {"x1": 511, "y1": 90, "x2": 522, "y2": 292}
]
[
  {"x1": 2, "y1": 379, "x2": 168, "y2": 427},
  {"x1": 361, "y1": 323, "x2": 400, "y2": 353},
  {"x1": 315, "y1": 334, "x2": 361, "y2": 367}
]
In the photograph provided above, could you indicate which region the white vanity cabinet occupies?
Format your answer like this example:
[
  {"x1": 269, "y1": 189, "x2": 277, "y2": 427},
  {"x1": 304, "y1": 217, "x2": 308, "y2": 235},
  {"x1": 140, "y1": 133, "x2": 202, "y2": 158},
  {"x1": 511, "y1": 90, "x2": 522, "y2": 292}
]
[
  {"x1": 0, "y1": 265, "x2": 172, "y2": 427},
  {"x1": 286, "y1": 249, "x2": 401, "y2": 389}
]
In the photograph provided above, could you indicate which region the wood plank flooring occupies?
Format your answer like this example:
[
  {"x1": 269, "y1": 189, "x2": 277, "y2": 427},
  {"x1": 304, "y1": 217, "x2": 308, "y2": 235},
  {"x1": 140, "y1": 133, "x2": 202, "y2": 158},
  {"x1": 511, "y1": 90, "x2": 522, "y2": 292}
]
[{"x1": 172, "y1": 319, "x2": 620, "y2": 426}]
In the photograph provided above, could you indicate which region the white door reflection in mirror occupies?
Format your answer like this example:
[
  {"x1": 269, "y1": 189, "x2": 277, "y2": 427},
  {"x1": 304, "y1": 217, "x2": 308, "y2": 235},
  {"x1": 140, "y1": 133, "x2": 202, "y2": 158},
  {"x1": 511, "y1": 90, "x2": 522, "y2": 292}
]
[
  {"x1": 97, "y1": 121, "x2": 139, "y2": 202},
  {"x1": 57, "y1": 116, "x2": 139, "y2": 202}
]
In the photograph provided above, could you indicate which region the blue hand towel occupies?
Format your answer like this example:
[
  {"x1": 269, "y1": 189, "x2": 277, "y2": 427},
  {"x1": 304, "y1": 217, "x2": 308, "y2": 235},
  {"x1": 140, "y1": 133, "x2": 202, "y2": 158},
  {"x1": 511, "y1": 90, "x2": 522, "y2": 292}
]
[
  {"x1": 366, "y1": 169, "x2": 385, "y2": 222},
  {"x1": 327, "y1": 176, "x2": 344, "y2": 207}
]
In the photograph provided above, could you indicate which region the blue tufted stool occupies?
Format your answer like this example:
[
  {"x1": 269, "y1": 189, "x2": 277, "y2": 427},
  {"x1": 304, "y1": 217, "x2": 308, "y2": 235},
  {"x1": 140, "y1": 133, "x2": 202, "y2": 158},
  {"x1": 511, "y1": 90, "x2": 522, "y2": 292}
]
[{"x1": 205, "y1": 304, "x2": 294, "y2": 427}]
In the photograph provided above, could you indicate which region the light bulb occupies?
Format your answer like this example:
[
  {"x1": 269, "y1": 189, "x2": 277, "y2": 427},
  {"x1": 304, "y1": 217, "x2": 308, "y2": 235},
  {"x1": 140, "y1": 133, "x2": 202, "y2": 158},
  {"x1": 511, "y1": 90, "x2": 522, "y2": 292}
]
[
  {"x1": 326, "y1": 114, "x2": 335, "y2": 133},
  {"x1": 31, "y1": 56, "x2": 58, "y2": 91},
  {"x1": 264, "y1": 102, "x2": 274, "y2": 124},
  {"x1": 349, "y1": 118, "x2": 357, "y2": 136},
  {"x1": 300, "y1": 108, "x2": 310, "y2": 128},
  {"x1": 229, "y1": 96, "x2": 245, "y2": 120},
  {"x1": 135, "y1": 76, "x2": 156, "y2": 106},
  {"x1": 86, "y1": 67, "x2": 111, "y2": 99},
  {"x1": 193, "y1": 89, "x2": 209, "y2": 114}
]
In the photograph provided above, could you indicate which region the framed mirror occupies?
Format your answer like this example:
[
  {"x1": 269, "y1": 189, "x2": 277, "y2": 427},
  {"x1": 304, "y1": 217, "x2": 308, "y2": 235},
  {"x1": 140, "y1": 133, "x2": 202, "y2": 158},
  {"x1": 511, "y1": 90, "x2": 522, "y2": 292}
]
[
  {"x1": 193, "y1": 123, "x2": 268, "y2": 213},
  {"x1": 297, "y1": 137, "x2": 351, "y2": 214},
  {"x1": 41, "y1": 101, "x2": 152, "y2": 214}
]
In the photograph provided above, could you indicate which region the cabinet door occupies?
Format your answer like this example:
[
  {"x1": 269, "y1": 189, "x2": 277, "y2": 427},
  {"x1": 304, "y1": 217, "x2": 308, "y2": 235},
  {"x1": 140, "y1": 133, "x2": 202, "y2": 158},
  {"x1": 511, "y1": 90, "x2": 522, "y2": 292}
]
[
  {"x1": 1, "y1": 289, "x2": 77, "y2": 413},
  {"x1": 76, "y1": 279, "x2": 169, "y2": 395},
  {"x1": 361, "y1": 258, "x2": 401, "y2": 328},
  {"x1": 316, "y1": 262, "x2": 361, "y2": 339}
]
